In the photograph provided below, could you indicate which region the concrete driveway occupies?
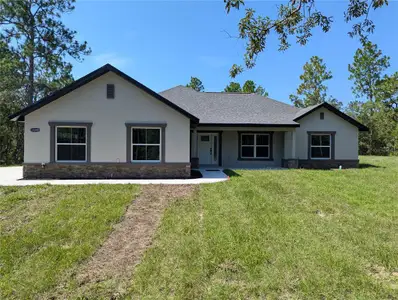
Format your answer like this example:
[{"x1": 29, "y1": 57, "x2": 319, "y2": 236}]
[
  {"x1": 0, "y1": 167, "x2": 23, "y2": 186},
  {"x1": 0, "y1": 166, "x2": 228, "y2": 186}
]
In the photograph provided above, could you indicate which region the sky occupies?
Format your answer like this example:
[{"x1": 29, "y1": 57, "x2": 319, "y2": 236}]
[{"x1": 64, "y1": 0, "x2": 398, "y2": 106}]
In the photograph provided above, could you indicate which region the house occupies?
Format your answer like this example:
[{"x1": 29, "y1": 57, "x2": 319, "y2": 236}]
[{"x1": 9, "y1": 64, "x2": 369, "y2": 179}]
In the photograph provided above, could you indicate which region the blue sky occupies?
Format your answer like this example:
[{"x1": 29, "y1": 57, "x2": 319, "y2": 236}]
[{"x1": 65, "y1": 0, "x2": 398, "y2": 106}]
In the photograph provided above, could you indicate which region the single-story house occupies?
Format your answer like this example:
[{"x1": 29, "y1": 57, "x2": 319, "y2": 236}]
[{"x1": 9, "y1": 64, "x2": 368, "y2": 179}]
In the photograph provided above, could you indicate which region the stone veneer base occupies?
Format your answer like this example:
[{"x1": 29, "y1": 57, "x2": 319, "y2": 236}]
[
  {"x1": 190, "y1": 157, "x2": 199, "y2": 169},
  {"x1": 282, "y1": 159, "x2": 359, "y2": 169},
  {"x1": 281, "y1": 159, "x2": 299, "y2": 169},
  {"x1": 23, "y1": 163, "x2": 191, "y2": 179},
  {"x1": 298, "y1": 159, "x2": 359, "y2": 169}
]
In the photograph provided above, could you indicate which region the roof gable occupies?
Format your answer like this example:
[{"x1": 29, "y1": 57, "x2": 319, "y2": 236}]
[
  {"x1": 294, "y1": 102, "x2": 369, "y2": 131},
  {"x1": 9, "y1": 64, "x2": 199, "y2": 123}
]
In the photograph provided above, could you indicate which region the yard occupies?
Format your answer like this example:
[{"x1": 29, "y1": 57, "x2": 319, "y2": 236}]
[
  {"x1": 0, "y1": 185, "x2": 140, "y2": 298},
  {"x1": 130, "y1": 156, "x2": 398, "y2": 299},
  {"x1": 1, "y1": 156, "x2": 398, "y2": 299}
]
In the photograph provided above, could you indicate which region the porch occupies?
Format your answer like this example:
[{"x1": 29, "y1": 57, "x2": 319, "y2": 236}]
[{"x1": 190, "y1": 127, "x2": 298, "y2": 169}]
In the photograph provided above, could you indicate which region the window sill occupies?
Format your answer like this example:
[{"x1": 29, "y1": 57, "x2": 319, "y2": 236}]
[
  {"x1": 54, "y1": 161, "x2": 88, "y2": 163},
  {"x1": 130, "y1": 161, "x2": 161, "y2": 164},
  {"x1": 309, "y1": 158, "x2": 332, "y2": 160},
  {"x1": 237, "y1": 157, "x2": 274, "y2": 161}
]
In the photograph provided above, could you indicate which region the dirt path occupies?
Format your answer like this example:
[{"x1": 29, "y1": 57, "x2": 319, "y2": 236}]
[{"x1": 52, "y1": 185, "x2": 195, "y2": 298}]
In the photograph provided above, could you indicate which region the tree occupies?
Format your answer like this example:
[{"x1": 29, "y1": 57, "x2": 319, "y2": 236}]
[
  {"x1": 224, "y1": 82, "x2": 242, "y2": 92},
  {"x1": 186, "y1": 77, "x2": 204, "y2": 92},
  {"x1": 289, "y1": 56, "x2": 342, "y2": 109},
  {"x1": 242, "y1": 80, "x2": 269, "y2": 97},
  {"x1": 0, "y1": 92, "x2": 25, "y2": 164},
  {"x1": 224, "y1": 80, "x2": 269, "y2": 96},
  {"x1": 375, "y1": 72, "x2": 398, "y2": 121},
  {"x1": 346, "y1": 100, "x2": 398, "y2": 155},
  {"x1": 0, "y1": 42, "x2": 23, "y2": 92},
  {"x1": 0, "y1": 41, "x2": 25, "y2": 164},
  {"x1": 348, "y1": 41, "x2": 390, "y2": 102},
  {"x1": 254, "y1": 86, "x2": 268, "y2": 97},
  {"x1": 0, "y1": 0, "x2": 91, "y2": 104},
  {"x1": 242, "y1": 80, "x2": 256, "y2": 93},
  {"x1": 347, "y1": 41, "x2": 391, "y2": 154},
  {"x1": 223, "y1": 0, "x2": 388, "y2": 77}
]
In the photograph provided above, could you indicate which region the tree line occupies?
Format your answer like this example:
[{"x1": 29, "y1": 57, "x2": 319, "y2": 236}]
[
  {"x1": 186, "y1": 77, "x2": 268, "y2": 97},
  {"x1": 0, "y1": 0, "x2": 90, "y2": 165}
]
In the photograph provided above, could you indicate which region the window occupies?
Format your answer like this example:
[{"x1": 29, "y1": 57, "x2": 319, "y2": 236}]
[
  {"x1": 320, "y1": 112, "x2": 324, "y2": 120},
  {"x1": 56, "y1": 127, "x2": 87, "y2": 162},
  {"x1": 213, "y1": 136, "x2": 218, "y2": 161},
  {"x1": 107, "y1": 84, "x2": 115, "y2": 99},
  {"x1": 240, "y1": 133, "x2": 270, "y2": 159},
  {"x1": 132, "y1": 128, "x2": 161, "y2": 162},
  {"x1": 201, "y1": 135, "x2": 210, "y2": 142},
  {"x1": 310, "y1": 134, "x2": 331, "y2": 159}
]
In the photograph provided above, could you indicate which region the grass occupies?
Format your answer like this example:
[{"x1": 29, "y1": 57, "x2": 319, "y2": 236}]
[
  {"x1": 130, "y1": 156, "x2": 398, "y2": 299},
  {"x1": 1, "y1": 157, "x2": 397, "y2": 299},
  {"x1": 0, "y1": 184, "x2": 139, "y2": 299}
]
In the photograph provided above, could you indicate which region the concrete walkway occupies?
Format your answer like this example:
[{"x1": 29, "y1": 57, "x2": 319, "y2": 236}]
[{"x1": 0, "y1": 166, "x2": 229, "y2": 186}]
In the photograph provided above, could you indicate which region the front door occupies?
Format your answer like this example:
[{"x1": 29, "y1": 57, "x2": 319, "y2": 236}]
[{"x1": 198, "y1": 133, "x2": 219, "y2": 166}]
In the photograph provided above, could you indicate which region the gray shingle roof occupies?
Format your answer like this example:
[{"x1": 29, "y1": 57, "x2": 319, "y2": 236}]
[
  {"x1": 160, "y1": 86, "x2": 301, "y2": 126},
  {"x1": 294, "y1": 103, "x2": 323, "y2": 119}
]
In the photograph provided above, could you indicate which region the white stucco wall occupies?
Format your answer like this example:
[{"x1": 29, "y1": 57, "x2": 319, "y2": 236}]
[
  {"x1": 295, "y1": 107, "x2": 359, "y2": 160},
  {"x1": 24, "y1": 72, "x2": 191, "y2": 163}
]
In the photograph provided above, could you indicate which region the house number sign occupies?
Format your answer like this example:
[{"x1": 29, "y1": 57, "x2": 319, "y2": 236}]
[{"x1": 30, "y1": 128, "x2": 40, "y2": 132}]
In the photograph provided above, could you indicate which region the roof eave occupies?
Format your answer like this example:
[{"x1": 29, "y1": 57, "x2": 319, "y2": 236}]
[{"x1": 197, "y1": 123, "x2": 300, "y2": 128}]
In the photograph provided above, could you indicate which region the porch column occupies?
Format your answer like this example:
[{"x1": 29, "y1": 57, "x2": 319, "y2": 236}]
[
  {"x1": 291, "y1": 130, "x2": 296, "y2": 158},
  {"x1": 191, "y1": 129, "x2": 199, "y2": 168},
  {"x1": 192, "y1": 129, "x2": 198, "y2": 157},
  {"x1": 283, "y1": 130, "x2": 298, "y2": 169}
]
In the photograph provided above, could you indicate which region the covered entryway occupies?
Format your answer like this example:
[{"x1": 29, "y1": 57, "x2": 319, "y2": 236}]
[{"x1": 191, "y1": 127, "x2": 297, "y2": 169}]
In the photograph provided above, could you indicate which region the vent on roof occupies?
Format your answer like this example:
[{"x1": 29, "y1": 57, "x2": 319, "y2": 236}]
[
  {"x1": 107, "y1": 84, "x2": 115, "y2": 99},
  {"x1": 320, "y1": 112, "x2": 324, "y2": 120}
]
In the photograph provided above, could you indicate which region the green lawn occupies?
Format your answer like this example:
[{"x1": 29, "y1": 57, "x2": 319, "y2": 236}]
[
  {"x1": 1, "y1": 157, "x2": 398, "y2": 299},
  {"x1": 130, "y1": 156, "x2": 398, "y2": 299},
  {"x1": 0, "y1": 184, "x2": 139, "y2": 299}
]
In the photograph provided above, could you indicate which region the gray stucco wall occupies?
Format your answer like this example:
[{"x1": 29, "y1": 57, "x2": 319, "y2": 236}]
[
  {"x1": 24, "y1": 72, "x2": 191, "y2": 164},
  {"x1": 222, "y1": 131, "x2": 284, "y2": 168},
  {"x1": 295, "y1": 107, "x2": 359, "y2": 160}
]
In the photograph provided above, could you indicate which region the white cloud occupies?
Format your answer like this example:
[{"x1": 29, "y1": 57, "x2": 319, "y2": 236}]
[
  {"x1": 90, "y1": 53, "x2": 132, "y2": 69},
  {"x1": 198, "y1": 55, "x2": 230, "y2": 68}
]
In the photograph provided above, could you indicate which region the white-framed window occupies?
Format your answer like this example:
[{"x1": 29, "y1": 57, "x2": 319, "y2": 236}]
[
  {"x1": 56, "y1": 126, "x2": 87, "y2": 162},
  {"x1": 240, "y1": 133, "x2": 270, "y2": 159},
  {"x1": 310, "y1": 134, "x2": 331, "y2": 159},
  {"x1": 131, "y1": 128, "x2": 161, "y2": 162}
]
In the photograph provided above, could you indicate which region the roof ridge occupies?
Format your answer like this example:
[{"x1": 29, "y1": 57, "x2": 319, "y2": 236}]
[
  {"x1": 160, "y1": 85, "x2": 198, "y2": 94},
  {"x1": 203, "y1": 91, "x2": 254, "y2": 94}
]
